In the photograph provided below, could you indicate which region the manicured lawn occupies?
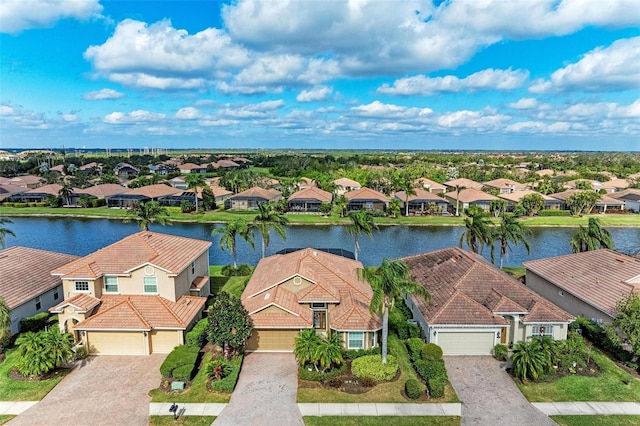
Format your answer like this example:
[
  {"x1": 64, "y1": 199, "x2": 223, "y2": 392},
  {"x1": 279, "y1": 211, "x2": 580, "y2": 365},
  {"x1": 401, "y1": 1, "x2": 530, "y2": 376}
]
[
  {"x1": 149, "y1": 416, "x2": 216, "y2": 426},
  {"x1": 304, "y1": 416, "x2": 460, "y2": 426},
  {"x1": 149, "y1": 353, "x2": 230, "y2": 403},
  {"x1": 297, "y1": 334, "x2": 459, "y2": 403},
  {"x1": 0, "y1": 415, "x2": 15, "y2": 425},
  {"x1": 502, "y1": 267, "x2": 525, "y2": 279},
  {"x1": 550, "y1": 415, "x2": 640, "y2": 426},
  {"x1": 517, "y1": 348, "x2": 640, "y2": 402},
  {"x1": 209, "y1": 265, "x2": 252, "y2": 298},
  {"x1": 0, "y1": 349, "x2": 70, "y2": 401}
]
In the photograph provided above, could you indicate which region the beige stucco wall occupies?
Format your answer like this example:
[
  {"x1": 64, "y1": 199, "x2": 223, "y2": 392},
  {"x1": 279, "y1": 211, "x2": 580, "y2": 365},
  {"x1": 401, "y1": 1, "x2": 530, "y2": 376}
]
[
  {"x1": 339, "y1": 330, "x2": 378, "y2": 350},
  {"x1": 8, "y1": 285, "x2": 63, "y2": 335},
  {"x1": 523, "y1": 323, "x2": 568, "y2": 340},
  {"x1": 280, "y1": 275, "x2": 313, "y2": 294}
]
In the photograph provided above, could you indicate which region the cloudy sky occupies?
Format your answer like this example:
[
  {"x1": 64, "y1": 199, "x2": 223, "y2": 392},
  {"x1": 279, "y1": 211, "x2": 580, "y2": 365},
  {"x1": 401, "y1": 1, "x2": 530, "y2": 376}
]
[{"x1": 1, "y1": 0, "x2": 639, "y2": 151}]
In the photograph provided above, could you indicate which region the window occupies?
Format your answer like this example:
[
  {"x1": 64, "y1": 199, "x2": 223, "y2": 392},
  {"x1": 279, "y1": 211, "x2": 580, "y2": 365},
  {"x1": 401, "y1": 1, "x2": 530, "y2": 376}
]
[
  {"x1": 191, "y1": 262, "x2": 195, "y2": 275},
  {"x1": 54, "y1": 289, "x2": 59, "y2": 300},
  {"x1": 532, "y1": 325, "x2": 553, "y2": 336},
  {"x1": 311, "y1": 302, "x2": 327, "y2": 309},
  {"x1": 35, "y1": 296, "x2": 41, "y2": 310},
  {"x1": 371, "y1": 331, "x2": 377, "y2": 348},
  {"x1": 313, "y1": 311, "x2": 326, "y2": 329},
  {"x1": 104, "y1": 276, "x2": 118, "y2": 293},
  {"x1": 143, "y1": 276, "x2": 158, "y2": 293},
  {"x1": 348, "y1": 332, "x2": 364, "y2": 349},
  {"x1": 75, "y1": 281, "x2": 89, "y2": 292}
]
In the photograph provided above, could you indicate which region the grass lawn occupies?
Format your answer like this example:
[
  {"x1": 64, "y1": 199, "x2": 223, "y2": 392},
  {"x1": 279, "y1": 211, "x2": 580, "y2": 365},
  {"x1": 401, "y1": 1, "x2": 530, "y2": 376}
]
[
  {"x1": 0, "y1": 349, "x2": 70, "y2": 401},
  {"x1": 297, "y1": 334, "x2": 459, "y2": 403},
  {"x1": 209, "y1": 265, "x2": 252, "y2": 298},
  {"x1": 149, "y1": 416, "x2": 216, "y2": 426},
  {"x1": 149, "y1": 353, "x2": 230, "y2": 403},
  {"x1": 0, "y1": 415, "x2": 15, "y2": 425},
  {"x1": 517, "y1": 348, "x2": 640, "y2": 402},
  {"x1": 550, "y1": 415, "x2": 640, "y2": 426},
  {"x1": 304, "y1": 416, "x2": 460, "y2": 426},
  {"x1": 502, "y1": 267, "x2": 526, "y2": 279}
]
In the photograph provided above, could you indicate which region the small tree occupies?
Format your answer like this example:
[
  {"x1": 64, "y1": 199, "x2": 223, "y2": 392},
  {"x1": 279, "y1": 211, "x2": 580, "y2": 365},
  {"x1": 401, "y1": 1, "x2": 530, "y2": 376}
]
[
  {"x1": 294, "y1": 329, "x2": 322, "y2": 370},
  {"x1": 489, "y1": 199, "x2": 507, "y2": 218},
  {"x1": 519, "y1": 193, "x2": 545, "y2": 216},
  {"x1": 124, "y1": 200, "x2": 170, "y2": 231},
  {"x1": 510, "y1": 340, "x2": 546, "y2": 383},
  {"x1": 614, "y1": 292, "x2": 640, "y2": 356},
  {"x1": 570, "y1": 217, "x2": 615, "y2": 253},
  {"x1": 15, "y1": 328, "x2": 74, "y2": 377},
  {"x1": 207, "y1": 291, "x2": 252, "y2": 358},
  {"x1": 315, "y1": 331, "x2": 344, "y2": 372}
]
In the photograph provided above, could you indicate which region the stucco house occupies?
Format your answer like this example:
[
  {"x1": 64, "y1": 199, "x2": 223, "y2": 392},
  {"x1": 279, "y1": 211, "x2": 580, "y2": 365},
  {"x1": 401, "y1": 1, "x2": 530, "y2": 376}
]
[
  {"x1": 344, "y1": 187, "x2": 389, "y2": 212},
  {"x1": 287, "y1": 187, "x2": 333, "y2": 213},
  {"x1": 523, "y1": 249, "x2": 640, "y2": 324},
  {"x1": 224, "y1": 187, "x2": 282, "y2": 210},
  {"x1": 106, "y1": 184, "x2": 182, "y2": 208},
  {"x1": 402, "y1": 247, "x2": 574, "y2": 355},
  {"x1": 443, "y1": 188, "x2": 500, "y2": 212},
  {"x1": 241, "y1": 248, "x2": 381, "y2": 352},
  {"x1": 394, "y1": 188, "x2": 451, "y2": 215},
  {"x1": 483, "y1": 178, "x2": 530, "y2": 193},
  {"x1": 497, "y1": 189, "x2": 562, "y2": 211},
  {"x1": 48, "y1": 232, "x2": 211, "y2": 355},
  {"x1": 333, "y1": 178, "x2": 361, "y2": 196},
  {"x1": 414, "y1": 178, "x2": 446, "y2": 193},
  {"x1": 610, "y1": 188, "x2": 640, "y2": 212},
  {"x1": 444, "y1": 178, "x2": 483, "y2": 191},
  {"x1": 0, "y1": 247, "x2": 79, "y2": 336}
]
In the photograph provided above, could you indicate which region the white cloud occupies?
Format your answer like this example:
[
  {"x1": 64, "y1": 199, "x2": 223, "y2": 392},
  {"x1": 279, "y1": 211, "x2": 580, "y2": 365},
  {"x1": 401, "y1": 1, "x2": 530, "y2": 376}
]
[
  {"x1": 378, "y1": 68, "x2": 528, "y2": 95},
  {"x1": 59, "y1": 114, "x2": 78, "y2": 122},
  {"x1": 103, "y1": 110, "x2": 166, "y2": 124},
  {"x1": 529, "y1": 37, "x2": 640, "y2": 93},
  {"x1": 175, "y1": 107, "x2": 201, "y2": 120},
  {"x1": 349, "y1": 101, "x2": 433, "y2": 119},
  {"x1": 0, "y1": 0, "x2": 102, "y2": 34},
  {"x1": 436, "y1": 109, "x2": 510, "y2": 130},
  {"x1": 296, "y1": 86, "x2": 333, "y2": 102},
  {"x1": 0, "y1": 106, "x2": 15, "y2": 116},
  {"x1": 83, "y1": 88, "x2": 125, "y2": 101},
  {"x1": 508, "y1": 98, "x2": 539, "y2": 110}
]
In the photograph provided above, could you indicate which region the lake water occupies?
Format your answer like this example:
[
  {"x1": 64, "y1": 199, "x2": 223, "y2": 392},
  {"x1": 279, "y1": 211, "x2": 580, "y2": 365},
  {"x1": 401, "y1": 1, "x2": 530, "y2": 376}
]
[{"x1": 3, "y1": 217, "x2": 640, "y2": 267}]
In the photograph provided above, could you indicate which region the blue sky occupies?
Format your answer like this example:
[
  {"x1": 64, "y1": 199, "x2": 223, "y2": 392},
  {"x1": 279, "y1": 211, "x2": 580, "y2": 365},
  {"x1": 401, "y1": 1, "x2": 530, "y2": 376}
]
[{"x1": 1, "y1": 0, "x2": 639, "y2": 151}]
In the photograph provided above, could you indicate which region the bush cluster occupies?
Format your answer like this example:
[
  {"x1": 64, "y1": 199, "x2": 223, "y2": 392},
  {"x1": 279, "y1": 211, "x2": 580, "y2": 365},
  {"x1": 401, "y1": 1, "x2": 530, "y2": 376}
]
[
  {"x1": 421, "y1": 343, "x2": 443, "y2": 361},
  {"x1": 341, "y1": 346, "x2": 381, "y2": 360},
  {"x1": 538, "y1": 209, "x2": 571, "y2": 216},
  {"x1": 221, "y1": 264, "x2": 252, "y2": 276},
  {"x1": 406, "y1": 338, "x2": 424, "y2": 363},
  {"x1": 351, "y1": 354, "x2": 399, "y2": 381},
  {"x1": 414, "y1": 359, "x2": 447, "y2": 381},
  {"x1": 572, "y1": 317, "x2": 633, "y2": 365},
  {"x1": 405, "y1": 378, "x2": 422, "y2": 399},
  {"x1": 20, "y1": 312, "x2": 50, "y2": 333},
  {"x1": 298, "y1": 363, "x2": 347, "y2": 382},
  {"x1": 389, "y1": 301, "x2": 421, "y2": 340},
  {"x1": 185, "y1": 318, "x2": 209, "y2": 348},
  {"x1": 159, "y1": 345, "x2": 200, "y2": 381},
  {"x1": 428, "y1": 377, "x2": 446, "y2": 398},
  {"x1": 209, "y1": 355, "x2": 243, "y2": 393},
  {"x1": 493, "y1": 344, "x2": 509, "y2": 361}
]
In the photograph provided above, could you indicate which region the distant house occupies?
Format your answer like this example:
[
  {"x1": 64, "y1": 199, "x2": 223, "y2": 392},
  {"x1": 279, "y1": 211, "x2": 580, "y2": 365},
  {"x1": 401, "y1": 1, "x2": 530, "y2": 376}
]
[
  {"x1": 211, "y1": 159, "x2": 241, "y2": 169},
  {"x1": 563, "y1": 179, "x2": 629, "y2": 193},
  {"x1": 393, "y1": 188, "x2": 451, "y2": 215},
  {"x1": 114, "y1": 162, "x2": 139, "y2": 177},
  {"x1": 106, "y1": 184, "x2": 181, "y2": 208},
  {"x1": 168, "y1": 176, "x2": 187, "y2": 189},
  {"x1": 497, "y1": 189, "x2": 562, "y2": 211},
  {"x1": 403, "y1": 247, "x2": 574, "y2": 355},
  {"x1": 297, "y1": 177, "x2": 316, "y2": 191},
  {"x1": 77, "y1": 184, "x2": 126, "y2": 200},
  {"x1": 8, "y1": 175, "x2": 44, "y2": 189},
  {"x1": 0, "y1": 247, "x2": 78, "y2": 336},
  {"x1": 0, "y1": 184, "x2": 25, "y2": 201},
  {"x1": 149, "y1": 164, "x2": 174, "y2": 175},
  {"x1": 524, "y1": 249, "x2": 640, "y2": 323},
  {"x1": 548, "y1": 189, "x2": 625, "y2": 212},
  {"x1": 443, "y1": 188, "x2": 500, "y2": 212},
  {"x1": 333, "y1": 178, "x2": 361, "y2": 196},
  {"x1": 12, "y1": 184, "x2": 70, "y2": 203},
  {"x1": 179, "y1": 163, "x2": 208, "y2": 174},
  {"x1": 49, "y1": 232, "x2": 211, "y2": 355},
  {"x1": 209, "y1": 185, "x2": 233, "y2": 204},
  {"x1": 444, "y1": 178, "x2": 483, "y2": 191},
  {"x1": 344, "y1": 187, "x2": 388, "y2": 212},
  {"x1": 414, "y1": 178, "x2": 446, "y2": 193},
  {"x1": 287, "y1": 187, "x2": 333, "y2": 213},
  {"x1": 225, "y1": 187, "x2": 282, "y2": 210},
  {"x1": 483, "y1": 178, "x2": 529, "y2": 193},
  {"x1": 610, "y1": 188, "x2": 640, "y2": 212}
]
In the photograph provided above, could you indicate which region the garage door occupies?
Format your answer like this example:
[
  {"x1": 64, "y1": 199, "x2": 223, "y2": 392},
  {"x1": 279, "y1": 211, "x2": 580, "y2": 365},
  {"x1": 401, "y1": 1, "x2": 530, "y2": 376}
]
[
  {"x1": 150, "y1": 330, "x2": 180, "y2": 354},
  {"x1": 87, "y1": 331, "x2": 145, "y2": 355},
  {"x1": 437, "y1": 331, "x2": 495, "y2": 355},
  {"x1": 245, "y1": 329, "x2": 299, "y2": 352}
]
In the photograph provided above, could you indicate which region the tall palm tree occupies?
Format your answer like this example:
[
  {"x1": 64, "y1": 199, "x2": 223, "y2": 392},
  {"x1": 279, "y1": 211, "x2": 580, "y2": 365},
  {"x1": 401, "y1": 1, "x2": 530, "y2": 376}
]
[
  {"x1": 185, "y1": 173, "x2": 205, "y2": 212},
  {"x1": 570, "y1": 217, "x2": 615, "y2": 253},
  {"x1": 346, "y1": 209, "x2": 377, "y2": 261},
  {"x1": 0, "y1": 217, "x2": 15, "y2": 249},
  {"x1": 58, "y1": 182, "x2": 73, "y2": 206},
  {"x1": 212, "y1": 219, "x2": 254, "y2": 268},
  {"x1": 253, "y1": 202, "x2": 288, "y2": 258},
  {"x1": 397, "y1": 172, "x2": 417, "y2": 216},
  {"x1": 454, "y1": 185, "x2": 465, "y2": 216},
  {"x1": 491, "y1": 214, "x2": 531, "y2": 268},
  {"x1": 0, "y1": 297, "x2": 10, "y2": 343},
  {"x1": 358, "y1": 259, "x2": 430, "y2": 364},
  {"x1": 124, "y1": 200, "x2": 170, "y2": 231},
  {"x1": 459, "y1": 206, "x2": 493, "y2": 254}
]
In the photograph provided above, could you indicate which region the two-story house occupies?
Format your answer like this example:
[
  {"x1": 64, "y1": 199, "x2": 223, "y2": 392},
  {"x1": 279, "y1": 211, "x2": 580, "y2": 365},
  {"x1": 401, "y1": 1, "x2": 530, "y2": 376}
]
[{"x1": 49, "y1": 232, "x2": 211, "y2": 355}]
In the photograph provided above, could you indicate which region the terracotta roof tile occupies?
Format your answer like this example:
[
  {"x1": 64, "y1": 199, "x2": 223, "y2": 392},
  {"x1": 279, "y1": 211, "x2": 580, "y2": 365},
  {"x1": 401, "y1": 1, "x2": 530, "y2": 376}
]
[
  {"x1": 288, "y1": 187, "x2": 333, "y2": 203},
  {"x1": 49, "y1": 294, "x2": 101, "y2": 313},
  {"x1": 394, "y1": 188, "x2": 450, "y2": 203},
  {"x1": 121, "y1": 184, "x2": 181, "y2": 198},
  {"x1": 443, "y1": 188, "x2": 499, "y2": 203},
  {"x1": 78, "y1": 184, "x2": 125, "y2": 198},
  {"x1": 334, "y1": 178, "x2": 360, "y2": 187},
  {"x1": 230, "y1": 186, "x2": 281, "y2": 200},
  {"x1": 444, "y1": 178, "x2": 483, "y2": 190},
  {"x1": 344, "y1": 187, "x2": 389, "y2": 202}
]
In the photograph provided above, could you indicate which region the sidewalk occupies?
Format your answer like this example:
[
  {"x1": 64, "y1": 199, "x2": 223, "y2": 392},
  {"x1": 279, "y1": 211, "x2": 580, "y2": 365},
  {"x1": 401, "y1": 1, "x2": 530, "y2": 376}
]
[
  {"x1": 0, "y1": 401, "x2": 37, "y2": 415},
  {"x1": 533, "y1": 402, "x2": 640, "y2": 416},
  {"x1": 149, "y1": 403, "x2": 227, "y2": 417}
]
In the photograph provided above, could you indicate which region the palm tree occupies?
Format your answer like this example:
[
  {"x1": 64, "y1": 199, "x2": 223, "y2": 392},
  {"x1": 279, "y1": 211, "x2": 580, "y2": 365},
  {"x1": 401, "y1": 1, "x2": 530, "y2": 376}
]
[
  {"x1": 454, "y1": 185, "x2": 465, "y2": 216},
  {"x1": 570, "y1": 217, "x2": 615, "y2": 253},
  {"x1": 0, "y1": 297, "x2": 10, "y2": 343},
  {"x1": 253, "y1": 202, "x2": 288, "y2": 258},
  {"x1": 491, "y1": 214, "x2": 531, "y2": 268},
  {"x1": 0, "y1": 217, "x2": 15, "y2": 249},
  {"x1": 358, "y1": 259, "x2": 430, "y2": 364},
  {"x1": 294, "y1": 329, "x2": 322, "y2": 370},
  {"x1": 185, "y1": 173, "x2": 206, "y2": 212},
  {"x1": 388, "y1": 198, "x2": 401, "y2": 218},
  {"x1": 397, "y1": 172, "x2": 417, "y2": 216},
  {"x1": 212, "y1": 219, "x2": 254, "y2": 268},
  {"x1": 314, "y1": 331, "x2": 343, "y2": 372},
  {"x1": 124, "y1": 200, "x2": 170, "y2": 231},
  {"x1": 58, "y1": 182, "x2": 73, "y2": 206},
  {"x1": 459, "y1": 206, "x2": 493, "y2": 254},
  {"x1": 510, "y1": 340, "x2": 547, "y2": 383},
  {"x1": 346, "y1": 209, "x2": 377, "y2": 261}
]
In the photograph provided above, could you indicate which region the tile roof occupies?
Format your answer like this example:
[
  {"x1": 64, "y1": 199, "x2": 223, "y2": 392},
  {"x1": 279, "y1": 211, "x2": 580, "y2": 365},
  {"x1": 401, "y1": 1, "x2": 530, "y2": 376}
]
[
  {"x1": 483, "y1": 178, "x2": 528, "y2": 191},
  {"x1": 288, "y1": 186, "x2": 333, "y2": 203},
  {"x1": 0, "y1": 247, "x2": 79, "y2": 309},
  {"x1": 120, "y1": 184, "x2": 182, "y2": 198},
  {"x1": 414, "y1": 178, "x2": 446, "y2": 192},
  {"x1": 78, "y1": 184, "x2": 126, "y2": 198},
  {"x1": 444, "y1": 178, "x2": 484, "y2": 190},
  {"x1": 394, "y1": 188, "x2": 450, "y2": 203},
  {"x1": 24, "y1": 183, "x2": 68, "y2": 195},
  {"x1": 51, "y1": 231, "x2": 211, "y2": 279},
  {"x1": 9, "y1": 175, "x2": 44, "y2": 186},
  {"x1": 334, "y1": 177, "x2": 361, "y2": 188},
  {"x1": 444, "y1": 188, "x2": 499, "y2": 203},
  {"x1": 344, "y1": 187, "x2": 389, "y2": 202},
  {"x1": 610, "y1": 188, "x2": 640, "y2": 201},
  {"x1": 49, "y1": 294, "x2": 101, "y2": 313},
  {"x1": 523, "y1": 249, "x2": 640, "y2": 316},
  {"x1": 230, "y1": 186, "x2": 281, "y2": 200},
  {"x1": 402, "y1": 247, "x2": 573, "y2": 325},
  {"x1": 190, "y1": 276, "x2": 209, "y2": 290},
  {"x1": 497, "y1": 189, "x2": 559, "y2": 203}
]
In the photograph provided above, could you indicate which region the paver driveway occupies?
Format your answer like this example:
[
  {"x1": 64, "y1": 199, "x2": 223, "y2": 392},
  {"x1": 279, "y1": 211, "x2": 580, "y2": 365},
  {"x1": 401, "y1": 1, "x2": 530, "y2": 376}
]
[
  {"x1": 444, "y1": 356, "x2": 556, "y2": 426},
  {"x1": 213, "y1": 352, "x2": 303, "y2": 426},
  {"x1": 8, "y1": 355, "x2": 165, "y2": 426}
]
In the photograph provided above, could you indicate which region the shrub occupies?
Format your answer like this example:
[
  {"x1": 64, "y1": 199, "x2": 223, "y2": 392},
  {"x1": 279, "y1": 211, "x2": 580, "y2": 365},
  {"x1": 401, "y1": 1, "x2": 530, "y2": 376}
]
[
  {"x1": 408, "y1": 322, "x2": 421, "y2": 338},
  {"x1": 13, "y1": 203, "x2": 27, "y2": 208},
  {"x1": 91, "y1": 198, "x2": 106, "y2": 208},
  {"x1": 298, "y1": 363, "x2": 346, "y2": 382},
  {"x1": 406, "y1": 338, "x2": 425, "y2": 363},
  {"x1": 342, "y1": 346, "x2": 381, "y2": 360},
  {"x1": 360, "y1": 377, "x2": 376, "y2": 387},
  {"x1": 395, "y1": 298, "x2": 413, "y2": 319},
  {"x1": 421, "y1": 343, "x2": 443, "y2": 361},
  {"x1": 74, "y1": 345, "x2": 88, "y2": 360},
  {"x1": 34, "y1": 202, "x2": 47, "y2": 207},
  {"x1": 622, "y1": 375, "x2": 634, "y2": 385},
  {"x1": 185, "y1": 318, "x2": 209, "y2": 348},
  {"x1": 159, "y1": 345, "x2": 200, "y2": 378},
  {"x1": 221, "y1": 264, "x2": 252, "y2": 276},
  {"x1": 493, "y1": 344, "x2": 509, "y2": 361},
  {"x1": 538, "y1": 209, "x2": 571, "y2": 216},
  {"x1": 20, "y1": 312, "x2": 50, "y2": 333},
  {"x1": 172, "y1": 364, "x2": 195, "y2": 382},
  {"x1": 205, "y1": 357, "x2": 233, "y2": 381},
  {"x1": 210, "y1": 355, "x2": 243, "y2": 393},
  {"x1": 405, "y1": 378, "x2": 422, "y2": 399},
  {"x1": 351, "y1": 355, "x2": 399, "y2": 381},
  {"x1": 428, "y1": 377, "x2": 446, "y2": 398},
  {"x1": 414, "y1": 359, "x2": 447, "y2": 381}
]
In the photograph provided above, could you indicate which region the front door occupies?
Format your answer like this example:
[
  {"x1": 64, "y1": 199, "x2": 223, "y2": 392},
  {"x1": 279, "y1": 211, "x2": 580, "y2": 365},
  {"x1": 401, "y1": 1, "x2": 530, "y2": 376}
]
[
  {"x1": 313, "y1": 311, "x2": 326, "y2": 330},
  {"x1": 501, "y1": 327, "x2": 507, "y2": 344}
]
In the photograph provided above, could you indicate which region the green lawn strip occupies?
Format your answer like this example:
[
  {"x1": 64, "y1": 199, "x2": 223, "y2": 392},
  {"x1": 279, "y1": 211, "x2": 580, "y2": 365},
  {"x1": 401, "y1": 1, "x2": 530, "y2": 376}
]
[
  {"x1": 149, "y1": 415, "x2": 216, "y2": 426},
  {"x1": 297, "y1": 334, "x2": 459, "y2": 403},
  {"x1": 517, "y1": 348, "x2": 640, "y2": 402},
  {"x1": 149, "y1": 353, "x2": 230, "y2": 403},
  {"x1": 0, "y1": 349, "x2": 70, "y2": 401},
  {"x1": 304, "y1": 416, "x2": 460, "y2": 426},
  {"x1": 209, "y1": 266, "x2": 251, "y2": 298},
  {"x1": 502, "y1": 267, "x2": 526, "y2": 279},
  {"x1": 0, "y1": 415, "x2": 15, "y2": 425},
  {"x1": 550, "y1": 415, "x2": 640, "y2": 426}
]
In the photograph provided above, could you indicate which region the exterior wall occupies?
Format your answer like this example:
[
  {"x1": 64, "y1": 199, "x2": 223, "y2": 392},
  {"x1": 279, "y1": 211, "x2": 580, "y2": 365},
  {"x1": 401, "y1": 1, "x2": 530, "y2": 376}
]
[
  {"x1": 171, "y1": 251, "x2": 210, "y2": 300},
  {"x1": 63, "y1": 279, "x2": 100, "y2": 300},
  {"x1": 428, "y1": 326, "x2": 502, "y2": 347},
  {"x1": 280, "y1": 275, "x2": 314, "y2": 294},
  {"x1": 523, "y1": 323, "x2": 568, "y2": 340},
  {"x1": 525, "y1": 271, "x2": 613, "y2": 323},
  {"x1": 8, "y1": 285, "x2": 63, "y2": 335},
  {"x1": 339, "y1": 330, "x2": 378, "y2": 350}
]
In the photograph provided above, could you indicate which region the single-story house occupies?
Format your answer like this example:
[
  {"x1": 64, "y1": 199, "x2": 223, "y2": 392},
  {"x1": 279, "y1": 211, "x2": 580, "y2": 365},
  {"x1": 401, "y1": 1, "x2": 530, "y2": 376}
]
[
  {"x1": 610, "y1": 188, "x2": 640, "y2": 212},
  {"x1": 443, "y1": 188, "x2": 500, "y2": 212},
  {"x1": 224, "y1": 187, "x2": 282, "y2": 210},
  {"x1": 497, "y1": 189, "x2": 562, "y2": 211},
  {"x1": 49, "y1": 231, "x2": 211, "y2": 355},
  {"x1": 548, "y1": 189, "x2": 625, "y2": 212},
  {"x1": 483, "y1": 178, "x2": 529, "y2": 193},
  {"x1": 287, "y1": 187, "x2": 333, "y2": 213},
  {"x1": 241, "y1": 248, "x2": 381, "y2": 352},
  {"x1": 344, "y1": 187, "x2": 389, "y2": 212},
  {"x1": 393, "y1": 188, "x2": 451, "y2": 215},
  {"x1": 168, "y1": 176, "x2": 188, "y2": 189},
  {"x1": 106, "y1": 184, "x2": 182, "y2": 208},
  {"x1": 523, "y1": 249, "x2": 640, "y2": 324},
  {"x1": 402, "y1": 247, "x2": 574, "y2": 355},
  {"x1": 179, "y1": 163, "x2": 208, "y2": 174},
  {"x1": 76, "y1": 184, "x2": 126, "y2": 200},
  {"x1": 444, "y1": 178, "x2": 484, "y2": 191},
  {"x1": 209, "y1": 185, "x2": 233, "y2": 204},
  {"x1": 8, "y1": 175, "x2": 44, "y2": 189},
  {"x1": 114, "y1": 162, "x2": 139, "y2": 177},
  {"x1": 414, "y1": 178, "x2": 446, "y2": 194},
  {"x1": 333, "y1": 178, "x2": 361, "y2": 196},
  {"x1": 0, "y1": 246, "x2": 78, "y2": 336},
  {"x1": 11, "y1": 184, "x2": 78, "y2": 203},
  {"x1": 0, "y1": 184, "x2": 25, "y2": 201}
]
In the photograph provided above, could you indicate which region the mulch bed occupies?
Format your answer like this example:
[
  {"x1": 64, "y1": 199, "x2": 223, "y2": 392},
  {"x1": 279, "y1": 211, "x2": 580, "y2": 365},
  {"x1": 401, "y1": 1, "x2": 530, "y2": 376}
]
[
  {"x1": 8, "y1": 367, "x2": 68, "y2": 382},
  {"x1": 298, "y1": 359, "x2": 402, "y2": 395}
]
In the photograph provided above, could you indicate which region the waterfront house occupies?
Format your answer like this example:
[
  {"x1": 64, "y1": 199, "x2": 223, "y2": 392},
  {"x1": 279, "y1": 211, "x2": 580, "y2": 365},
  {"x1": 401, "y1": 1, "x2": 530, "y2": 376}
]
[
  {"x1": 106, "y1": 184, "x2": 182, "y2": 208},
  {"x1": 333, "y1": 178, "x2": 361, "y2": 196},
  {"x1": 344, "y1": 187, "x2": 389, "y2": 212},
  {"x1": 610, "y1": 188, "x2": 640, "y2": 212},
  {"x1": 287, "y1": 187, "x2": 333, "y2": 213},
  {"x1": 497, "y1": 189, "x2": 562, "y2": 211},
  {"x1": 224, "y1": 186, "x2": 282, "y2": 210},
  {"x1": 242, "y1": 248, "x2": 381, "y2": 352},
  {"x1": 393, "y1": 188, "x2": 451, "y2": 215},
  {"x1": 443, "y1": 188, "x2": 500, "y2": 212}
]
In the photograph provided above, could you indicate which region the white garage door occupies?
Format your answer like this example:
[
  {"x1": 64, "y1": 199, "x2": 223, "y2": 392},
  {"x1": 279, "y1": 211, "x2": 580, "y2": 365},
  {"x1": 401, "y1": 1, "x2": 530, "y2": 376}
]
[
  {"x1": 87, "y1": 331, "x2": 145, "y2": 355},
  {"x1": 437, "y1": 331, "x2": 495, "y2": 355},
  {"x1": 150, "y1": 330, "x2": 181, "y2": 354}
]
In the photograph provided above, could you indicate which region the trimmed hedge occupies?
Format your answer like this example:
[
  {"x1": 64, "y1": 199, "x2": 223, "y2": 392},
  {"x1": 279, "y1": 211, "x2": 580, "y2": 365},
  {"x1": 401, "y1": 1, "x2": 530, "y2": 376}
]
[
  {"x1": 414, "y1": 359, "x2": 447, "y2": 381},
  {"x1": 538, "y1": 209, "x2": 571, "y2": 216},
  {"x1": 210, "y1": 355, "x2": 243, "y2": 393},
  {"x1": 159, "y1": 345, "x2": 200, "y2": 379},
  {"x1": 298, "y1": 363, "x2": 347, "y2": 382},
  {"x1": 405, "y1": 378, "x2": 422, "y2": 399},
  {"x1": 421, "y1": 343, "x2": 443, "y2": 361},
  {"x1": 493, "y1": 344, "x2": 508, "y2": 361},
  {"x1": 221, "y1": 264, "x2": 252, "y2": 276},
  {"x1": 172, "y1": 364, "x2": 195, "y2": 382},
  {"x1": 406, "y1": 338, "x2": 425, "y2": 363},
  {"x1": 428, "y1": 377, "x2": 446, "y2": 398},
  {"x1": 342, "y1": 346, "x2": 381, "y2": 360},
  {"x1": 185, "y1": 318, "x2": 209, "y2": 348},
  {"x1": 20, "y1": 312, "x2": 50, "y2": 333},
  {"x1": 351, "y1": 354, "x2": 399, "y2": 381}
]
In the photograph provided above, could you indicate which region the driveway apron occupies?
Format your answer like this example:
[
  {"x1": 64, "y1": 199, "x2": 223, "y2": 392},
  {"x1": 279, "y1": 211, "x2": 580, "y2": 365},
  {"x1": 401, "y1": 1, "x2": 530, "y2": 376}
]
[
  {"x1": 214, "y1": 352, "x2": 303, "y2": 426},
  {"x1": 444, "y1": 356, "x2": 556, "y2": 426},
  {"x1": 8, "y1": 355, "x2": 165, "y2": 426}
]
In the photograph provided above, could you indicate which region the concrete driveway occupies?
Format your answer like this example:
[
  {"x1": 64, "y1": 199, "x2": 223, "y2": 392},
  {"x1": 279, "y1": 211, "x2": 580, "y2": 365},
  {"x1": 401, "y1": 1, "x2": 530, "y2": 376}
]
[
  {"x1": 214, "y1": 352, "x2": 303, "y2": 426},
  {"x1": 444, "y1": 356, "x2": 556, "y2": 426},
  {"x1": 8, "y1": 355, "x2": 165, "y2": 426}
]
